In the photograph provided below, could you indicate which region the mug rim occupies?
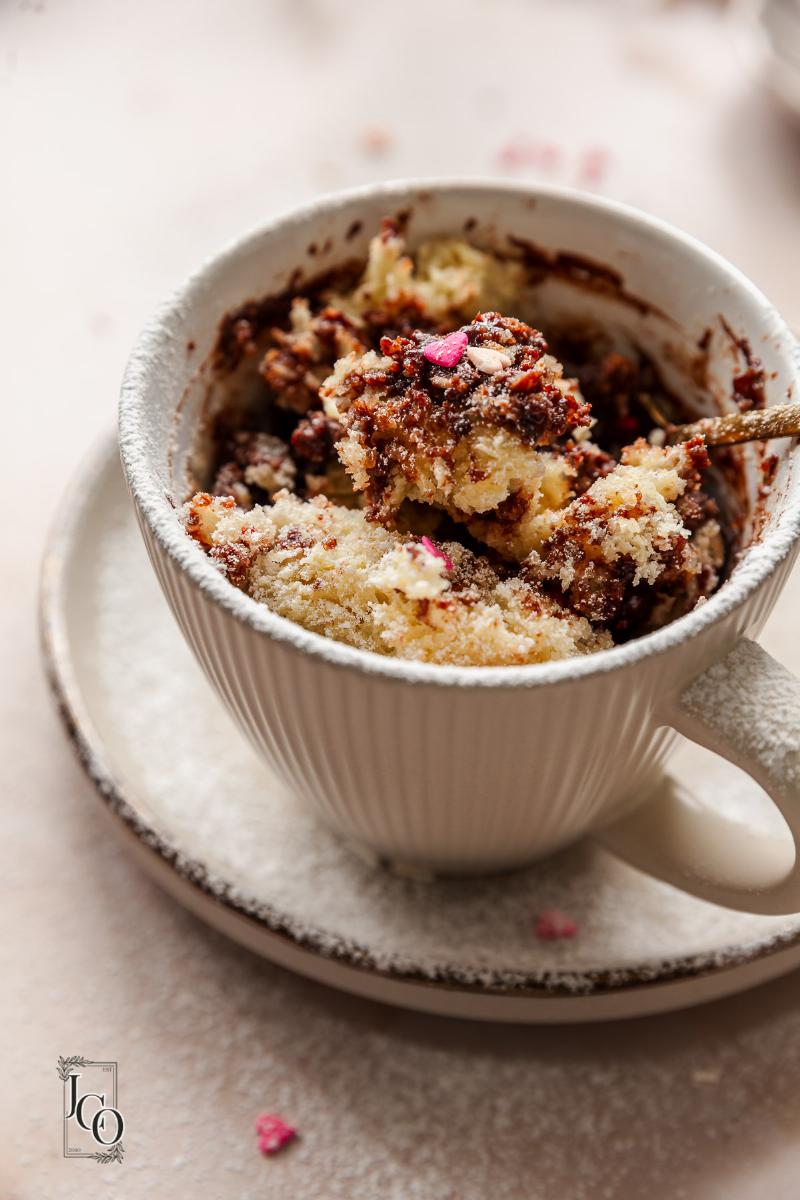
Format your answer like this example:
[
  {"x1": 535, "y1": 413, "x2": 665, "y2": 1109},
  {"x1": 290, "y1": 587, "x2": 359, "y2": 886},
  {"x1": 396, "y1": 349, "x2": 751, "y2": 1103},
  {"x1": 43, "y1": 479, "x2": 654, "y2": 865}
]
[{"x1": 119, "y1": 177, "x2": 800, "y2": 690}]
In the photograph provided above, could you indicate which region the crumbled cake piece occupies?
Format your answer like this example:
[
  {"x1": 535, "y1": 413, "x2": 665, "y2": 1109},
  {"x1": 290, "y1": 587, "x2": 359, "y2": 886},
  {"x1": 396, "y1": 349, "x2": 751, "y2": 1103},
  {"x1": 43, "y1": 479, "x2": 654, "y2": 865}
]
[
  {"x1": 259, "y1": 298, "x2": 367, "y2": 413},
  {"x1": 197, "y1": 221, "x2": 730, "y2": 666},
  {"x1": 465, "y1": 439, "x2": 614, "y2": 563},
  {"x1": 332, "y1": 217, "x2": 526, "y2": 330},
  {"x1": 181, "y1": 491, "x2": 610, "y2": 666},
  {"x1": 290, "y1": 410, "x2": 343, "y2": 465},
  {"x1": 322, "y1": 312, "x2": 592, "y2": 547},
  {"x1": 531, "y1": 437, "x2": 721, "y2": 623},
  {"x1": 304, "y1": 461, "x2": 364, "y2": 509},
  {"x1": 635, "y1": 515, "x2": 724, "y2": 633},
  {"x1": 211, "y1": 460, "x2": 252, "y2": 509},
  {"x1": 211, "y1": 432, "x2": 296, "y2": 508},
  {"x1": 254, "y1": 223, "x2": 524, "y2": 416},
  {"x1": 240, "y1": 433, "x2": 296, "y2": 495}
]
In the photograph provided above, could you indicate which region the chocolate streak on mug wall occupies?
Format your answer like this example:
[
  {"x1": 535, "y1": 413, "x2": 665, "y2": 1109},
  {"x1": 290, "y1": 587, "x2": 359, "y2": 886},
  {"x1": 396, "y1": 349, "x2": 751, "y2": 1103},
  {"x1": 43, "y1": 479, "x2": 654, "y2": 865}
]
[
  {"x1": 507, "y1": 237, "x2": 671, "y2": 321},
  {"x1": 719, "y1": 315, "x2": 767, "y2": 413}
]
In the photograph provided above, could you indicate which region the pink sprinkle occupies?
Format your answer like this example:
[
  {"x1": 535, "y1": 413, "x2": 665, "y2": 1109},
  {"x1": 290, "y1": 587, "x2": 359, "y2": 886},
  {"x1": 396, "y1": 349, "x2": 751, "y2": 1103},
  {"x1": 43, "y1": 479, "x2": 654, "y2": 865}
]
[
  {"x1": 538, "y1": 142, "x2": 560, "y2": 170},
  {"x1": 422, "y1": 331, "x2": 468, "y2": 369},
  {"x1": 579, "y1": 146, "x2": 610, "y2": 184},
  {"x1": 495, "y1": 138, "x2": 561, "y2": 172},
  {"x1": 534, "y1": 909, "x2": 578, "y2": 940},
  {"x1": 420, "y1": 536, "x2": 453, "y2": 572},
  {"x1": 496, "y1": 142, "x2": 523, "y2": 169},
  {"x1": 255, "y1": 1114, "x2": 297, "y2": 1156}
]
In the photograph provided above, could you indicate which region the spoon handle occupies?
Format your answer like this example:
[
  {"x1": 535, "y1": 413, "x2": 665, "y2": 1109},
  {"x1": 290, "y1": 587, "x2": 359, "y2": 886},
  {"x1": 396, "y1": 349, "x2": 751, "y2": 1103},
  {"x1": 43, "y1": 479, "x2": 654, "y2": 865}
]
[{"x1": 669, "y1": 403, "x2": 800, "y2": 447}]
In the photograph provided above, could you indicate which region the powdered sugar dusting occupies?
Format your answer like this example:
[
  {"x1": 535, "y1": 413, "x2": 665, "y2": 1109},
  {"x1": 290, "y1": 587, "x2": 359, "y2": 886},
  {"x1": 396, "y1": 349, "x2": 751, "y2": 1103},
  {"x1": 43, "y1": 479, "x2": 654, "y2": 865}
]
[{"x1": 682, "y1": 639, "x2": 800, "y2": 787}]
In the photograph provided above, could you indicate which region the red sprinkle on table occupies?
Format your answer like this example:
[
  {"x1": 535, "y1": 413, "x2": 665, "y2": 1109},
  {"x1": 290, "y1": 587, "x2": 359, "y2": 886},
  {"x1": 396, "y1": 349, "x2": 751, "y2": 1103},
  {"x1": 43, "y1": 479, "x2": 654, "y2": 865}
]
[
  {"x1": 535, "y1": 909, "x2": 578, "y2": 940},
  {"x1": 420, "y1": 536, "x2": 453, "y2": 572},
  {"x1": 422, "y1": 330, "x2": 468, "y2": 369},
  {"x1": 255, "y1": 1113, "x2": 297, "y2": 1156}
]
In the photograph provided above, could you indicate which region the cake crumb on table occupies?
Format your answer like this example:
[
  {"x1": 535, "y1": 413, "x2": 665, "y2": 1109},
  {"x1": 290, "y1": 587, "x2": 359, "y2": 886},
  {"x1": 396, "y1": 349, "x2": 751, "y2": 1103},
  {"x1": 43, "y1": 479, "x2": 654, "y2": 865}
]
[{"x1": 255, "y1": 1113, "x2": 297, "y2": 1156}]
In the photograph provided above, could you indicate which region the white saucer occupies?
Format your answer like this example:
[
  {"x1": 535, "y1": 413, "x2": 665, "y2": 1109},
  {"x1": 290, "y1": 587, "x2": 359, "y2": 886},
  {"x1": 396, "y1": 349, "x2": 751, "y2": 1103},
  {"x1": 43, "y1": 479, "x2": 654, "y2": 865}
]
[{"x1": 40, "y1": 436, "x2": 800, "y2": 1023}]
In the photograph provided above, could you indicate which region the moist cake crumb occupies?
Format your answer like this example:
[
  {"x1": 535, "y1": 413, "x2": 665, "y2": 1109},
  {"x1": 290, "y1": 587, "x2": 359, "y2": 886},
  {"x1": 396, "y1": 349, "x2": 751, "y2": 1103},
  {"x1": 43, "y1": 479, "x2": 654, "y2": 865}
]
[
  {"x1": 182, "y1": 490, "x2": 611, "y2": 666},
  {"x1": 187, "y1": 221, "x2": 730, "y2": 666}
]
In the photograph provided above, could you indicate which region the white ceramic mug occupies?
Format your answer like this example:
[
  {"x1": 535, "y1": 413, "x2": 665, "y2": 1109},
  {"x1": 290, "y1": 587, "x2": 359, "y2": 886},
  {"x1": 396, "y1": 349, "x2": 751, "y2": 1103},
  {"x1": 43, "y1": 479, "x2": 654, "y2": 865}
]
[{"x1": 119, "y1": 180, "x2": 800, "y2": 914}]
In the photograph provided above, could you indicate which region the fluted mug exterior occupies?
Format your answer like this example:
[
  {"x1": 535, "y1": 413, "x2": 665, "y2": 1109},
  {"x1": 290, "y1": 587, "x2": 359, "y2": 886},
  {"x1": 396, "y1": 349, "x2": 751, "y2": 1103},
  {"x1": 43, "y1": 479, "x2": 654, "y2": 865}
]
[{"x1": 120, "y1": 181, "x2": 800, "y2": 914}]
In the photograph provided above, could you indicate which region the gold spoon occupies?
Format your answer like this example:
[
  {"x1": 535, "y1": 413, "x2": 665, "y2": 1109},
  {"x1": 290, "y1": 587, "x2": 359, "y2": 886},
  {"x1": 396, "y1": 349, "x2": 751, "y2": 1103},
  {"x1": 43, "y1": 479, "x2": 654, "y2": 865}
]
[{"x1": 667, "y1": 403, "x2": 800, "y2": 447}]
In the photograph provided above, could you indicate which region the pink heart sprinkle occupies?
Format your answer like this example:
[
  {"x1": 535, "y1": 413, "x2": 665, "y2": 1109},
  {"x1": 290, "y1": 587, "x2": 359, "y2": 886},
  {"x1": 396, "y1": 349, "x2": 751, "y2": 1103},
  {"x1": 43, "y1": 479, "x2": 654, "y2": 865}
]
[
  {"x1": 255, "y1": 1114, "x2": 297, "y2": 1156},
  {"x1": 534, "y1": 909, "x2": 578, "y2": 940},
  {"x1": 420, "y1": 536, "x2": 453, "y2": 572},
  {"x1": 422, "y1": 331, "x2": 468, "y2": 369}
]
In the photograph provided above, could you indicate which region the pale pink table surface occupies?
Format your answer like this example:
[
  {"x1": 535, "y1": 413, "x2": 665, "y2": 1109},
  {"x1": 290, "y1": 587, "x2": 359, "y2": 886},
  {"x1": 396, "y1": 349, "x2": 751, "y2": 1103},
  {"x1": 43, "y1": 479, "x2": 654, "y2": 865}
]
[{"x1": 4, "y1": 1, "x2": 800, "y2": 1196}]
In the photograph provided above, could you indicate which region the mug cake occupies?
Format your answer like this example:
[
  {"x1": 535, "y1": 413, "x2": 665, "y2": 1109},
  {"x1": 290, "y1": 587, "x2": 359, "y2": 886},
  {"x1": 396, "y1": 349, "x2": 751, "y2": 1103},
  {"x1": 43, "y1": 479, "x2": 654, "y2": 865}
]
[{"x1": 181, "y1": 218, "x2": 727, "y2": 667}]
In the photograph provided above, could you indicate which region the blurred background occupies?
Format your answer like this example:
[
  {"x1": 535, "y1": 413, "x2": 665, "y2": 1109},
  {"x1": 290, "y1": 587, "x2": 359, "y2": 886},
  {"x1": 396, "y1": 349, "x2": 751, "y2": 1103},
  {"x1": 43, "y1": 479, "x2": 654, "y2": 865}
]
[
  {"x1": 4, "y1": 1, "x2": 800, "y2": 1197},
  {"x1": 3, "y1": 0, "x2": 799, "y2": 509}
]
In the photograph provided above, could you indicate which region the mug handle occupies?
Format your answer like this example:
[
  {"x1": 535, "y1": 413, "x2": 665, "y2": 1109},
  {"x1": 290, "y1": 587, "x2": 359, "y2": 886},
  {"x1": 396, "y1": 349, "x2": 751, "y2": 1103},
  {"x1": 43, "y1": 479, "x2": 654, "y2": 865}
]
[{"x1": 595, "y1": 639, "x2": 800, "y2": 915}]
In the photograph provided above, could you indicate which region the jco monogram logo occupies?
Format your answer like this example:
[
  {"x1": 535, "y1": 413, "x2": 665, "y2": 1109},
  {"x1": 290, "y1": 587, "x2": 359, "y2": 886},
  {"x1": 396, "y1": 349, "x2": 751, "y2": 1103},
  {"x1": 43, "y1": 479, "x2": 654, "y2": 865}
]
[{"x1": 57, "y1": 1056, "x2": 126, "y2": 1164}]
